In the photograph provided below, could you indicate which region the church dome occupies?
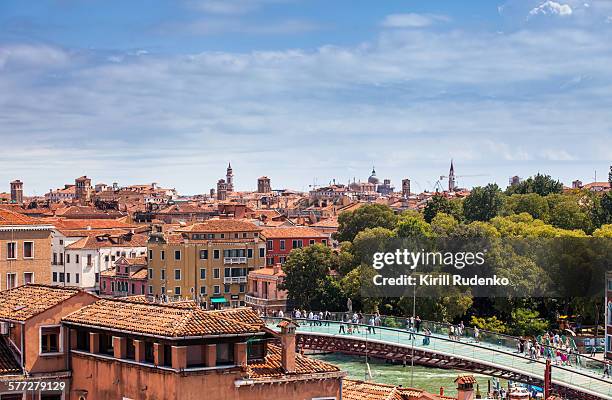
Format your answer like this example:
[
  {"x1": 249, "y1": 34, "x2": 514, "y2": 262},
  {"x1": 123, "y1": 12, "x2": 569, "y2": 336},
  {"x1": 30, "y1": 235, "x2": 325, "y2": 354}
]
[{"x1": 368, "y1": 167, "x2": 379, "y2": 185}]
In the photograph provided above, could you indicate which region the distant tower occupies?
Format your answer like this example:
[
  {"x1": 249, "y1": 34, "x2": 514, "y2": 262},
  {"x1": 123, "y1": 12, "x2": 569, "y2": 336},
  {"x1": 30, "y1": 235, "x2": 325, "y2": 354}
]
[
  {"x1": 258, "y1": 176, "x2": 271, "y2": 193},
  {"x1": 10, "y1": 180, "x2": 23, "y2": 205},
  {"x1": 75, "y1": 176, "x2": 92, "y2": 205},
  {"x1": 448, "y1": 160, "x2": 456, "y2": 192},
  {"x1": 217, "y1": 179, "x2": 227, "y2": 201},
  {"x1": 572, "y1": 180, "x2": 583, "y2": 189},
  {"x1": 401, "y1": 179, "x2": 411, "y2": 198},
  {"x1": 226, "y1": 162, "x2": 234, "y2": 192},
  {"x1": 509, "y1": 176, "x2": 521, "y2": 187}
]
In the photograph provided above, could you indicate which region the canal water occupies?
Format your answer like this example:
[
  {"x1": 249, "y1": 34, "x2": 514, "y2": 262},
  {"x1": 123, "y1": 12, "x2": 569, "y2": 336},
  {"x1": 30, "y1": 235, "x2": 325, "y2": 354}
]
[{"x1": 312, "y1": 353, "x2": 500, "y2": 398}]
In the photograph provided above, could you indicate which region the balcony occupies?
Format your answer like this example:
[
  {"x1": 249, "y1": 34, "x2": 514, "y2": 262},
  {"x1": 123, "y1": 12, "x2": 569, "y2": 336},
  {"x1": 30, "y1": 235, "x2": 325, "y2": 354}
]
[
  {"x1": 223, "y1": 276, "x2": 247, "y2": 284},
  {"x1": 244, "y1": 294, "x2": 287, "y2": 308},
  {"x1": 224, "y1": 257, "x2": 247, "y2": 264}
]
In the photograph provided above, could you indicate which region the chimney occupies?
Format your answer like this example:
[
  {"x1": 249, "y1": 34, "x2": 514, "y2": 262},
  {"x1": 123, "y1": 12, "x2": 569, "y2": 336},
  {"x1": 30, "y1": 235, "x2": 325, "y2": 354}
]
[
  {"x1": 276, "y1": 319, "x2": 298, "y2": 373},
  {"x1": 455, "y1": 375, "x2": 475, "y2": 400}
]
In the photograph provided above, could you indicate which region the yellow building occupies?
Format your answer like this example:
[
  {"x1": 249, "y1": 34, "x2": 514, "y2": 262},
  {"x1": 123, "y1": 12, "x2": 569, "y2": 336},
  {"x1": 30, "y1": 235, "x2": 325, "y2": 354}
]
[
  {"x1": 0, "y1": 207, "x2": 54, "y2": 289},
  {"x1": 147, "y1": 219, "x2": 266, "y2": 308}
]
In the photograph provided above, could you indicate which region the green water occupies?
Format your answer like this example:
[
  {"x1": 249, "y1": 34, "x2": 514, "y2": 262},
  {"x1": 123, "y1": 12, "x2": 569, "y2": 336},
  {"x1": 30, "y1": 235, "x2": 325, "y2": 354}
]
[{"x1": 312, "y1": 353, "x2": 501, "y2": 398}]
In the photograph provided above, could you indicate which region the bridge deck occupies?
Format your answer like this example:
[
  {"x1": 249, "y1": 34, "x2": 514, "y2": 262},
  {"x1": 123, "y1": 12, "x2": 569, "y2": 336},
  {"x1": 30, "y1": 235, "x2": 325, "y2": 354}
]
[{"x1": 265, "y1": 319, "x2": 612, "y2": 399}]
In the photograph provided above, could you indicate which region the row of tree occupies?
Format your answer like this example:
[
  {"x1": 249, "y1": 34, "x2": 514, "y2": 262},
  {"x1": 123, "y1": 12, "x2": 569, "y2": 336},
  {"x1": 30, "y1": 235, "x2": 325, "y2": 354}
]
[{"x1": 280, "y1": 172, "x2": 612, "y2": 336}]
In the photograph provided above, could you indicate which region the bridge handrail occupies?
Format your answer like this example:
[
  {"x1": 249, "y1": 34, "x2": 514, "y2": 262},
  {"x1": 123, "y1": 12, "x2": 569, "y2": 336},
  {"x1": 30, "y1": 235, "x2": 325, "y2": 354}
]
[
  {"x1": 290, "y1": 311, "x2": 600, "y2": 366},
  {"x1": 265, "y1": 316, "x2": 612, "y2": 391}
]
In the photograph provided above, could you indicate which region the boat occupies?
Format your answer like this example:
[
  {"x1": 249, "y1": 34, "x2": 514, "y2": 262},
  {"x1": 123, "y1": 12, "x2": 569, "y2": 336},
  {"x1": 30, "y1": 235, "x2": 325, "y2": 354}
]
[{"x1": 508, "y1": 384, "x2": 530, "y2": 399}]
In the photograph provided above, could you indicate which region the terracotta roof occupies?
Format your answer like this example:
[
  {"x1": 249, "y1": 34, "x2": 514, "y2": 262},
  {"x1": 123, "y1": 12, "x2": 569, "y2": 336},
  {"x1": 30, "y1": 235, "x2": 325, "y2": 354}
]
[
  {"x1": 62, "y1": 299, "x2": 262, "y2": 338},
  {"x1": 0, "y1": 284, "x2": 85, "y2": 322},
  {"x1": 65, "y1": 233, "x2": 147, "y2": 250},
  {"x1": 119, "y1": 296, "x2": 198, "y2": 309},
  {"x1": 310, "y1": 217, "x2": 339, "y2": 228},
  {"x1": 0, "y1": 208, "x2": 46, "y2": 226},
  {"x1": 0, "y1": 337, "x2": 21, "y2": 376},
  {"x1": 249, "y1": 266, "x2": 285, "y2": 278},
  {"x1": 247, "y1": 345, "x2": 340, "y2": 379},
  {"x1": 48, "y1": 218, "x2": 136, "y2": 230},
  {"x1": 454, "y1": 375, "x2": 477, "y2": 385},
  {"x1": 343, "y1": 379, "x2": 439, "y2": 400},
  {"x1": 261, "y1": 227, "x2": 327, "y2": 239},
  {"x1": 209, "y1": 307, "x2": 264, "y2": 327},
  {"x1": 177, "y1": 219, "x2": 262, "y2": 233}
]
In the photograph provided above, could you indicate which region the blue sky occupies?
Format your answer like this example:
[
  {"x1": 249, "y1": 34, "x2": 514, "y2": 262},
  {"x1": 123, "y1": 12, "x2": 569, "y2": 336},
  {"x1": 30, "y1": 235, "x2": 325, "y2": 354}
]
[{"x1": 1, "y1": 0, "x2": 611, "y2": 195}]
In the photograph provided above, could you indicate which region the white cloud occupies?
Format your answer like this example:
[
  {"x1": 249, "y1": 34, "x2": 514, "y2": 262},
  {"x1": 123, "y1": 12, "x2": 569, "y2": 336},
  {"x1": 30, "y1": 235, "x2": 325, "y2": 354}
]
[
  {"x1": 529, "y1": 1, "x2": 573, "y2": 17},
  {"x1": 381, "y1": 13, "x2": 448, "y2": 29}
]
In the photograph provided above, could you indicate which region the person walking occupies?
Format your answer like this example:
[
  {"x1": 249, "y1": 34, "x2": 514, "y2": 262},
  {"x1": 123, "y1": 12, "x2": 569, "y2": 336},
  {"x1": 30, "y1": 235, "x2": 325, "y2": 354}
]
[
  {"x1": 339, "y1": 315, "x2": 346, "y2": 334},
  {"x1": 603, "y1": 361, "x2": 611, "y2": 379},
  {"x1": 474, "y1": 327, "x2": 480, "y2": 343},
  {"x1": 415, "y1": 316, "x2": 421, "y2": 333},
  {"x1": 368, "y1": 316, "x2": 376, "y2": 334}
]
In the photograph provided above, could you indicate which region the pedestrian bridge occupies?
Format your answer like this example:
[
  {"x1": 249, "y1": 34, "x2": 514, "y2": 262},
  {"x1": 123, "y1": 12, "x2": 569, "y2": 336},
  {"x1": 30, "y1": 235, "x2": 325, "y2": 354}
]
[{"x1": 264, "y1": 318, "x2": 612, "y2": 400}]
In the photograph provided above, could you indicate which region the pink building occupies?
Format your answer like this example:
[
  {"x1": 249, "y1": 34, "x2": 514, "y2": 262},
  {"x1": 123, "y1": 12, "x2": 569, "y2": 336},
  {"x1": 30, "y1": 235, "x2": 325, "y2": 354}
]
[
  {"x1": 245, "y1": 264, "x2": 288, "y2": 313},
  {"x1": 100, "y1": 256, "x2": 147, "y2": 297}
]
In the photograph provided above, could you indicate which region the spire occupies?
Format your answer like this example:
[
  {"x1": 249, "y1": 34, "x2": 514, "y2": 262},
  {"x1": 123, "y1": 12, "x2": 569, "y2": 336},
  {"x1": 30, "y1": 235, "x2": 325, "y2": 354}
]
[
  {"x1": 227, "y1": 162, "x2": 232, "y2": 170},
  {"x1": 371, "y1": 165, "x2": 376, "y2": 175},
  {"x1": 449, "y1": 159, "x2": 454, "y2": 174}
]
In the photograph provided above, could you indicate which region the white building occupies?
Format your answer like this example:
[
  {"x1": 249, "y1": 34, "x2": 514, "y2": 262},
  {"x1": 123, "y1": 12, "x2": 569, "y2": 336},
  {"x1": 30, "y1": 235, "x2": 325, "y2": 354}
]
[{"x1": 51, "y1": 229, "x2": 147, "y2": 292}]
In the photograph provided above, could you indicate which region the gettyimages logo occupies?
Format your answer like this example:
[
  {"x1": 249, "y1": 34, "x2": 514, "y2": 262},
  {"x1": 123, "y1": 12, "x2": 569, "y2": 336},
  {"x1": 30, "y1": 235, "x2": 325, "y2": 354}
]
[{"x1": 372, "y1": 249, "x2": 486, "y2": 271}]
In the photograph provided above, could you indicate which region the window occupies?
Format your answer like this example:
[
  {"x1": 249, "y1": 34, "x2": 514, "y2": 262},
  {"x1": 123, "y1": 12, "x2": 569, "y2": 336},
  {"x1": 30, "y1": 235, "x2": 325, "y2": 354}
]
[
  {"x1": 242, "y1": 233, "x2": 247, "y2": 238},
  {"x1": 59, "y1": 272, "x2": 65, "y2": 283},
  {"x1": 40, "y1": 326, "x2": 61, "y2": 354},
  {"x1": 216, "y1": 342, "x2": 234, "y2": 365},
  {"x1": 239, "y1": 283, "x2": 245, "y2": 293},
  {"x1": 149, "y1": 249, "x2": 153, "y2": 259},
  {"x1": 87, "y1": 254, "x2": 92, "y2": 266},
  {"x1": 66, "y1": 273, "x2": 70, "y2": 283},
  {"x1": 213, "y1": 249, "x2": 220, "y2": 259},
  {"x1": 161, "y1": 250, "x2": 165, "y2": 260},
  {"x1": 161, "y1": 269, "x2": 166, "y2": 280},
  {"x1": 280, "y1": 240, "x2": 285, "y2": 250},
  {"x1": 234, "y1": 233, "x2": 239, "y2": 239},
  {"x1": 59, "y1": 253, "x2": 64, "y2": 265},
  {"x1": 267, "y1": 240, "x2": 273, "y2": 250},
  {"x1": 224, "y1": 284, "x2": 230, "y2": 293},
  {"x1": 6, "y1": 243, "x2": 16, "y2": 259},
  {"x1": 279, "y1": 256, "x2": 286, "y2": 264},
  {"x1": 214, "y1": 285, "x2": 221, "y2": 294},
  {"x1": 52, "y1": 272, "x2": 57, "y2": 282},
  {"x1": 66, "y1": 254, "x2": 70, "y2": 264},
  {"x1": 213, "y1": 268, "x2": 220, "y2": 279},
  {"x1": 76, "y1": 254, "x2": 80, "y2": 263},
  {"x1": 174, "y1": 269, "x2": 181, "y2": 280},
  {"x1": 103, "y1": 281, "x2": 107, "y2": 290},
  {"x1": 207, "y1": 234, "x2": 214, "y2": 239},
  {"x1": 174, "y1": 286, "x2": 181, "y2": 296},
  {"x1": 220, "y1": 233, "x2": 225, "y2": 239},
  {"x1": 322, "y1": 239, "x2": 328, "y2": 246},
  {"x1": 259, "y1": 248, "x2": 265, "y2": 258},
  {"x1": 200, "y1": 286, "x2": 207, "y2": 295},
  {"x1": 53, "y1": 253, "x2": 57, "y2": 265},
  {"x1": 292, "y1": 240, "x2": 303, "y2": 249},
  {"x1": 6, "y1": 273, "x2": 17, "y2": 289},
  {"x1": 23, "y1": 242, "x2": 33, "y2": 258},
  {"x1": 76, "y1": 273, "x2": 80, "y2": 283},
  {"x1": 23, "y1": 272, "x2": 33, "y2": 284},
  {"x1": 131, "y1": 283, "x2": 135, "y2": 294},
  {"x1": 161, "y1": 286, "x2": 165, "y2": 295},
  {"x1": 148, "y1": 285, "x2": 153, "y2": 294},
  {"x1": 95, "y1": 272, "x2": 99, "y2": 283},
  {"x1": 309, "y1": 239, "x2": 315, "y2": 245},
  {"x1": 111, "y1": 282, "x2": 115, "y2": 292},
  {"x1": 200, "y1": 268, "x2": 206, "y2": 279},
  {"x1": 200, "y1": 249, "x2": 208, "y2": 259},
  {"x1": 174, "y1": 250, "x2": 181, "y2": 260},
  {"x1": 247, "y1": 248, "x2": 253, "y2": 258},
  {"x1": 148, "y1": 269, "x2": 153, "y2": 279},
  {"x1": 267, "y1": 257, "x2": 274, "y2": 266}
]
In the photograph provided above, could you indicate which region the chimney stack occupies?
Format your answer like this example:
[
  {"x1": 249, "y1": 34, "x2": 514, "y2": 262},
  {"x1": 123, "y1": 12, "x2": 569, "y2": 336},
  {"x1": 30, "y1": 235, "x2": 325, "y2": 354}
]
[
  {"x1": 455, "y1": 375, "x2": 476, "y2": 400},
  {"x1": 276, "y1": 319, "x2": 298, "y2": 373}
]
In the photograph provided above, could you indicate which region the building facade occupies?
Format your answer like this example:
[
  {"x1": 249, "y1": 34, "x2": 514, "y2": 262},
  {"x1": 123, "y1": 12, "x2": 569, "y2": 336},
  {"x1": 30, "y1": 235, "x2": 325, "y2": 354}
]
[
  {"x1": 100, "y1": 256, "x2": 148, "y2": 297},
  {"x1": 261, "y1": 227, "x2": 328, "y2": 266},
  {"x1": 0, "y1": 208, "x2": 53, "y2": 290},
  {"x1": 10, "y1": 180, "x2": 23, "y2": 205},
  {"x1": 257, "y1": 176, "x2": 271, "y2": 193},
  {"x1": 245, "y1": 264, "x2": 288, "y2": 313},
  {"x1": 147, "y1": 220, "x2": 266, "y2": 309}
]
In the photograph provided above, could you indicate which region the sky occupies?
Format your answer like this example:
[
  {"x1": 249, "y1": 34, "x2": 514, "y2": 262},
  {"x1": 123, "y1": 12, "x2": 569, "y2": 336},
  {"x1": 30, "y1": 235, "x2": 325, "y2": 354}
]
[{"x1": 0, "y1": 0, "x2": 611, "y2": 195}]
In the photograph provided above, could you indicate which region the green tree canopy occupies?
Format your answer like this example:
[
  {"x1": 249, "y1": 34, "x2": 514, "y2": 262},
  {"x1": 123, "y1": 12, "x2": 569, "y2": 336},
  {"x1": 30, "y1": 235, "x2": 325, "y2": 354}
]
[
  {"x1": 506, "y1": 173, "x2": 563, "y2": 196},
  {"x1": 463, "y1": 184, "x2": 504, "y2": 222},
  {"x1": 503, "y1": 193, "x2": 550, "y2": 221},
  {"x1": 336, "y1": 204, "x2": 398, "y2": 242},
  {"x1": 423, "y1": 194, "x2": 462, "y2": 222}
]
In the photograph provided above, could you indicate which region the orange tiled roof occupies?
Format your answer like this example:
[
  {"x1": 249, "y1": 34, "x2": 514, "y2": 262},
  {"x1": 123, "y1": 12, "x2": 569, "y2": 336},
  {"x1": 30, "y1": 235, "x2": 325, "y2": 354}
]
[
  {"x1": 209, "y1": 307, "x2": 264, "y2": 327},
  {"x1": 260, "y1": 226, "x2": 327, "y2": 239},
  {"x1": 250, "y1": 266, "x2": 285, "y2": 278},
  {"x1": 247, "y1": 344, "x2": 340, "y2": 379},
  {"x1": 65, "y1": 233, "x2": 147, "y2": 250},
  {"x1": 454, "y1": 375, "x2": 477, "y2": 385},
  {"x1": 177, "y1": 219, "x2": 262, "y2": 233},
  {"x1": 0, "y1": 337, "x2": 21, "y2": 376},
  {"x1": 62, "y1": 299, "x2": 262, "y2": 338},
  {"x1": 116, "y1": 295, "x2": 198, "y2": 309},
  {"x1": 343, "y1": 379, "x2": 440, "y2": 400},
  {"x1": 0, "y1": 208, "x2": 46, "y2": 226},
  {"x1": 48, "y1": 218, "x2": 136, "y2": 230},
  {"x1": 310, "y1": 217, "x2": 339, "y2": 228},
  {"x1": 0, "y1": 284, "x2": 86, "y2": 322}
]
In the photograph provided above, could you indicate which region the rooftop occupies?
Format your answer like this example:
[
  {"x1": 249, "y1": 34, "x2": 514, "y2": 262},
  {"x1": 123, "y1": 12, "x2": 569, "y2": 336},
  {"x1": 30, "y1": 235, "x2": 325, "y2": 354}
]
[
  {"x1": 62, "y1": 298, "x2": 262, "y2": 338},
  {"x1": 246, "y1": 344, "x2": 340, "y2": 379},
  {"x1": 0, "y1": 207, "x2": 48, "y2": 227},
  {"x1": 0, "y1": 284, "x2": 85, "y2": 322},
  {"x1": 260, "y1": 226, "x2": 327, "y2": 239},
  {"x1": 177, "y1": 219, "x2": 262, "y2": 233}
]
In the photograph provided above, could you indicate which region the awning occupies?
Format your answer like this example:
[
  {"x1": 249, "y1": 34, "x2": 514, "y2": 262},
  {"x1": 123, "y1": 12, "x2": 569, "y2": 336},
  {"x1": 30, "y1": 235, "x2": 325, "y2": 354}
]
[{"x1": 211, "y1": 297, "x2": 228, "y2": 304}]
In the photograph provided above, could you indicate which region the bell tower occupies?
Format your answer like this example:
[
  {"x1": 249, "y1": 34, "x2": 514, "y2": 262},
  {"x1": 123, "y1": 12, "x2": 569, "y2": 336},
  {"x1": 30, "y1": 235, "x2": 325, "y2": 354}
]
[{"x1": 226, "y1": 162, "x2": 234, "y2": 192}]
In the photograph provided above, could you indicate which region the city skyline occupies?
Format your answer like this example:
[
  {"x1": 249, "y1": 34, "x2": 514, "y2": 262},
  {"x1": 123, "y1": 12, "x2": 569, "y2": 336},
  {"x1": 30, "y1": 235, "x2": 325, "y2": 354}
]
[{"x1": 1, "y1": 0, "x2": 611, "y2": 194}]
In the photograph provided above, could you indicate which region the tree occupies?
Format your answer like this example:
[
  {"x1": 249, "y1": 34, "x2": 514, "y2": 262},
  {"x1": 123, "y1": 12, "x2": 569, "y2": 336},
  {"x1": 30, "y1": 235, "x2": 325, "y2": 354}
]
[
  {"x1": 281, "y1": 244, "x2": 339, "y2": 309},
  {"x1": 430, "y1": 212, "x2": 459, "y2": 236},
  {"x1": 396, "y1": 215, "x2": 432, "y2": 238},
  {"x1": 463, "y1": 184, "x2": 504, "y2": 222},
  {"x1": 593, "y1": 224, "x2": 612, "y2": 237},
  {"x1": 336, "y1": 204, "x2": 398, "y2": 242},
  {"x1": 351, "y1": 227, "x2": 395, "y2": 265},
  {"x1": 503, "y1": 193, "x2": 550, "y2": 221},
  {"x1": 470, "y1": 315, "x2": 508, "y2": 333},
  {"x1": 546, "y1": 194, "x2": 592, "y2": 232},
  {"x1": 506, "y1": 173, "x2": 563, "y2": 196},
  {"x1": 510, "y1": 308, "x2": 549, "y2": 336},
  {"x1": 423, "y1": 195, "x2": 462, "y2": 222}
]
